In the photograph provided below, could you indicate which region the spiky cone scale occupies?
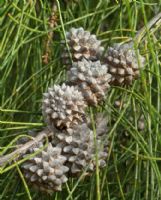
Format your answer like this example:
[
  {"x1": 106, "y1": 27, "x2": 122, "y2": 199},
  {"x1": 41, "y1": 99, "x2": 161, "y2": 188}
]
[
  {"x1": 62, "y1": 27, "x2": 104, "y2": 67},
  {"x1": 21, "y1": 142, "x2": 69, "y2": 193},
  {"x1": 42, "y1": 83, "x2": 87, "y2": 130},
  {"x1": 105, "y1": 43, "x2": 145, "y2": 86},
  {"x1": 68, "y1": 59, "x2": 111, "y2": 106},
  {"x1": 52, "y1": 122, "x2": 109, "y2": 176}
]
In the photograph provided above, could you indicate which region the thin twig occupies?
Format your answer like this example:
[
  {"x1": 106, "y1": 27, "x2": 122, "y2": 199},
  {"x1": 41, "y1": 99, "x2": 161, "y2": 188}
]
[
  {"x1": 134, "y1": 12, "x2": 161, "y2": 43},
  {"x1": 0, "y1": 129, "x2": 52, "y2": 167},
  {"x1": 125, "y1": 12, "x2": 161, "y2": 46},
  {"x1": 42, "y1": 1, "x2": 58, "y2": 64}
]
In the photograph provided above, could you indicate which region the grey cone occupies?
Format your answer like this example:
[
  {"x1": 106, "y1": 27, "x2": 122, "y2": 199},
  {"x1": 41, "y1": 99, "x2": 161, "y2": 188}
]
[
  {"x1": 21, "y1": 142, "x2": 69, "y2": 193},
  {"x1": 105, "y1": 43, "x2": 145, "y2": 86},
  {"x1": 52, "y1": 118, "x2": 109, "y2": 176},
  {"x1": 42, "y1": 83, "x2": 87, "y2": 130},
  {"x1": 68, "y1": 59, "x2": 111, "y2": 106},
  {"x1": 62, "y1": 27, "x2": 104, "y2": 67}
]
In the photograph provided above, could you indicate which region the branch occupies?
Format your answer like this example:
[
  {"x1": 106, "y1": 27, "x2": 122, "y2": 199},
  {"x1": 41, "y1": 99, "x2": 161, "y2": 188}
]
[
  {"x1": 135, "y1": 12, "x2": 161, "y2": 43},
  {"x1": 0, "y1": 129, "x2": 52, "y2": 167},
  {"x1": 126, "y1": 12, "x2": 161, "y2": 46}
]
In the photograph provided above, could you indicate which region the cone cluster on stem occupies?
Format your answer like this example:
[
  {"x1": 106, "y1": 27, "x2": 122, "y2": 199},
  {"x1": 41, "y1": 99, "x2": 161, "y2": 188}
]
[{"x1": 20, "y1": 27, "x2": 145, "y2": 193}]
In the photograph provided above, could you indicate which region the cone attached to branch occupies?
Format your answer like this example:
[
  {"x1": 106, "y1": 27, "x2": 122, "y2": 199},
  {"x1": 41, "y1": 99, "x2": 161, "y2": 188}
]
[
  {"x1": 21, "y1": 142, "x2": 69, "y2": 193},
  {"x1": 62, "y1": 27, "x2": 104, "y2": 67},
  {"x1": 68, "y1": 59, "x2": 111, "y2": 106},
  {"x1": 42, "y1": 83, "x2": 87, "y2": 130},
  {"x1": 105, "y1": 43, "x2": 145, "y2": 86}
]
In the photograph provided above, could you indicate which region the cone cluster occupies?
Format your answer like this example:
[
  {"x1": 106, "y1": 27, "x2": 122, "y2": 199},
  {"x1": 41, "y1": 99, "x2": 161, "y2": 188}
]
[
  {"x1": 21, "y1": 27, "x2": 145, "y2": 193},
  {"x1": 62, "y1": 28, "x2": 145, "y2": 86}
]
